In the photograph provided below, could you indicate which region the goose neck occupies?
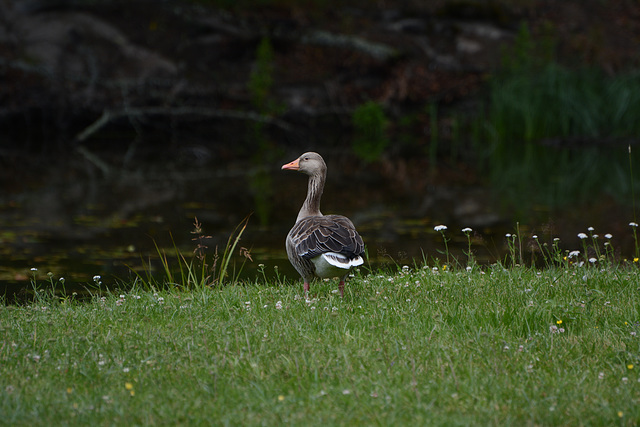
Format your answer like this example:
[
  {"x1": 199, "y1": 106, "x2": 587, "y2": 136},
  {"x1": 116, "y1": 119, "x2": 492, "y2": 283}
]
[{"x1": 297, "y1": 172, "x2": 324, "y2": 221}]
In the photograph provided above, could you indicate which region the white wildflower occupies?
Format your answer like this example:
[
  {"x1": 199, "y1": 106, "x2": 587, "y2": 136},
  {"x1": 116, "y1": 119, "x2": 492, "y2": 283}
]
[
  {"x1": 578, "y1": 233, "x2": 588, "y2": 239},
  {"x1": 434, "y1": 225, "x2": 447, "y2": 232}
]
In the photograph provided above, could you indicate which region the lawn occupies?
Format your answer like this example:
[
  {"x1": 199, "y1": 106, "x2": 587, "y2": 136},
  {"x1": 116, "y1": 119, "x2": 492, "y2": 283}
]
[{"x1": 2, "y1": 256, "x2": 640, "y2": 425}]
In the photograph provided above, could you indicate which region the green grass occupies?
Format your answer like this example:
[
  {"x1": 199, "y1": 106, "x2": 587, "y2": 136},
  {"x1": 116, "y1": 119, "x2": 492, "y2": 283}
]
[{"x1": 3, "y1": 261, "x2": 640, "y2": 425}]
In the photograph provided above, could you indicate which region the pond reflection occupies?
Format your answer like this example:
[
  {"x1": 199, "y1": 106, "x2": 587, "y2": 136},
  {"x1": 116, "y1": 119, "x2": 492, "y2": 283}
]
[{"x1": 1, "y1": 150, "x2": 638, "y2": 301}]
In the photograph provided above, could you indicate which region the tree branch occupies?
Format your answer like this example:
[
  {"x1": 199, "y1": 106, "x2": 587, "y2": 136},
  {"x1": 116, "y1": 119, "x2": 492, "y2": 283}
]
[{"x1": 74, "y1": 107, "x2": 293, "y2": 143}]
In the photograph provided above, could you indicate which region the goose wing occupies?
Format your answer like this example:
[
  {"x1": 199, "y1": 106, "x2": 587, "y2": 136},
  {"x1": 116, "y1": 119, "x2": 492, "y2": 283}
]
[{"x1": 289, "y1": 215, "x2": 364, "y2": 260}]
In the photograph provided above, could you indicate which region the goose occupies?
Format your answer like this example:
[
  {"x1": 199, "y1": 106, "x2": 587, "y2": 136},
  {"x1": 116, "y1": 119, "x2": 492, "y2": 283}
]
[{"x1": 281, "y1": 152, "x2": 365, "y2": 297}]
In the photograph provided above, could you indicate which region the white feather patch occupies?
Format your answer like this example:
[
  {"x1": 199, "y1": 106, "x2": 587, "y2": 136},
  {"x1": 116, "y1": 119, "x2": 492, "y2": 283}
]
[{"x1": 311, "y1": 252, "x2": 363, "y2": 278}]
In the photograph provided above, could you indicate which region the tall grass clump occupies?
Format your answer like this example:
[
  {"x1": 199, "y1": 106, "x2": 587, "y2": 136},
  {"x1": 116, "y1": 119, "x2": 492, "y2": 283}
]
[
  {"x1": 137, "y1": 216, "x2": 252, "y2": 290},
  {"x1": 478, "y1": 24, "x2": 640, "y2": 212}
]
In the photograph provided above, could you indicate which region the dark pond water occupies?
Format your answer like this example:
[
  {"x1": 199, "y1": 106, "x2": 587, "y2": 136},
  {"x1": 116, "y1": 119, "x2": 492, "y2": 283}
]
[{"x1": 1, "y1": 148, "x2": 638, "y2": 301}]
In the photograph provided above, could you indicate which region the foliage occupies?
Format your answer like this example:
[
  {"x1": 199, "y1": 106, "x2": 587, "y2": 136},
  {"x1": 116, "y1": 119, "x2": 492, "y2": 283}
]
[
  {"x1": 4, "y1": 258, "x2": 640, "y2": 425},
  {"x1": 249, "y1": 37, "x2": 277, "y2": 115},
  {"x1": 351, "y1": 101, "x2": 389, "y2": 162},
  {"x1": 475, "y1": 23, "x2": 640, "y2": 213},
  {"x1": 5, "y1": 223, "x2": 640, "y2": 424},
  {"x1": 135, "y1": 216, "x2": 252, "y2": 290},
  {"x1": 247, "y1": 37, "x2": 283, "y2": 226}
]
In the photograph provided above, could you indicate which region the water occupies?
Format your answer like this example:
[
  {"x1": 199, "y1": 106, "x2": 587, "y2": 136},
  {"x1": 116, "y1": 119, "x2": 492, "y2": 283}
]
[{"x1": 1, "y1": 151, "x2": 637, "y2": 301}]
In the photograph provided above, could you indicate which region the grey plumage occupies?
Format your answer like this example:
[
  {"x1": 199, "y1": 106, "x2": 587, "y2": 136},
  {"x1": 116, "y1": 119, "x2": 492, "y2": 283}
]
[{"x1": 282, "y1": 152, "x2": 365, "y2": 296}]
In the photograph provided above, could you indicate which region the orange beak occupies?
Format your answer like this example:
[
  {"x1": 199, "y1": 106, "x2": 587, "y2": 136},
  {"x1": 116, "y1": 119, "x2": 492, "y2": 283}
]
[{"x1": 281, "y1": 158, "x2": 300, "y2": 171}]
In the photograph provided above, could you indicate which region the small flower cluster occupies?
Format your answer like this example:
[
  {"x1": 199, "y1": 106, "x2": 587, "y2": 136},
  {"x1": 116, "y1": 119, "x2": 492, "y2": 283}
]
[{"x1": 549, "y1": 320, "x2": 564, "y2": 334}]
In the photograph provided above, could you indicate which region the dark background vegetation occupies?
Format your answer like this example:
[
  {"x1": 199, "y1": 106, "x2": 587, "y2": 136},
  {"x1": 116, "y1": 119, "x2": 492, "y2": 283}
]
[
  {"x1": 2, "y1": 0, "x2": 640, "y2": 286},
  {"x1": 3, "y1": 0, "x2": 639, "y2": 161}
]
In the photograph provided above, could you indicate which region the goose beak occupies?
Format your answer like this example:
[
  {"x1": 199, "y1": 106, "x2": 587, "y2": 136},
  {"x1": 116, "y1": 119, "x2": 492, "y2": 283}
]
[{"x1": 281, "y1": 158, "x2": 300, "y2": 171}]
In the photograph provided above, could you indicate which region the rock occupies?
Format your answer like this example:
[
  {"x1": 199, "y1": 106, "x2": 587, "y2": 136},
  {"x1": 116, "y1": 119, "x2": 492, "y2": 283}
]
[{"x1": 1, "y1": 4, "x2": 177, "y2": 82}]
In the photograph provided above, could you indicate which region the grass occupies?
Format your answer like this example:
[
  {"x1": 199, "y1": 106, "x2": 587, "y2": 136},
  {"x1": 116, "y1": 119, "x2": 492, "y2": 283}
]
[{"x1": 3, "y1": 228, "x2": 640, "y2": 425}]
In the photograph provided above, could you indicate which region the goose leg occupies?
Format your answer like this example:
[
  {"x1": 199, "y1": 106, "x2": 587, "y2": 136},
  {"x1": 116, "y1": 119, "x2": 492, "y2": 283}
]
[
  {"x1": 304, "y1": 282, "x2": 310, "y2": 295},
  {"x1": 338, "y1": 280, "x2": 345, "y2": 298}
]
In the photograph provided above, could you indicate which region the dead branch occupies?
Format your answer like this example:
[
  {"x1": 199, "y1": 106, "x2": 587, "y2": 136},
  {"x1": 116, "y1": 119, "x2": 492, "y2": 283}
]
[
  {"x1": 76, "y1": 145, "x2": 112, "y2": 175},
  {"x1": 301, "y1": 30, "x2": 398, "y2": 61},
  {"x1": 74, "y1": 107, "x2": 293, "y2": 143}
]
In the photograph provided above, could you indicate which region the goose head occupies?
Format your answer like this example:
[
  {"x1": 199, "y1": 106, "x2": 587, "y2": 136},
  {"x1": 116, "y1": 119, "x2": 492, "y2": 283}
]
[{"x1": 281, "y1": 152, "x2": 326, "y2": 178}]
